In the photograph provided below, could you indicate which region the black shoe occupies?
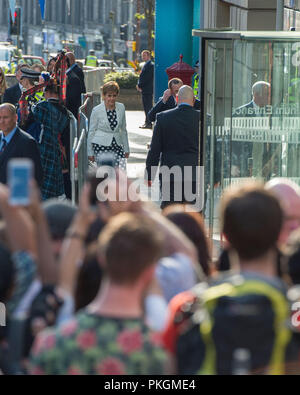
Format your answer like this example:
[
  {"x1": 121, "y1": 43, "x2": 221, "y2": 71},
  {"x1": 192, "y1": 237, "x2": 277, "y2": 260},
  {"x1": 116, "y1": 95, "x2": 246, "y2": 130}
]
[{"x1": 139, "y1": 123, "x2": 152, "y2": 129}]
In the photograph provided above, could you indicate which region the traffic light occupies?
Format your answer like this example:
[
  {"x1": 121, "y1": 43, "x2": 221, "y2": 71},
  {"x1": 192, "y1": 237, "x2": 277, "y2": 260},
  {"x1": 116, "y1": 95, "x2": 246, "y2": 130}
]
[
  {"x1": 120, "y1": 24, "x2": 128, "y2": 41},
  {"x1": 10, "y1": 7, "x2": 21, "y2": 36},
  {"x1": 133, "y1": 24, "x2": 137, "y2": 38}
]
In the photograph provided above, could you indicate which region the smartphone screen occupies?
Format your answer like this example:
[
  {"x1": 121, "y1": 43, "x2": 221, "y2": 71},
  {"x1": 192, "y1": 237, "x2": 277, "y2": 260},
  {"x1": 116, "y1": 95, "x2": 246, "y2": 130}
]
[{"x1": 8, "y1": 159, "x2": 33, "y2": 206}]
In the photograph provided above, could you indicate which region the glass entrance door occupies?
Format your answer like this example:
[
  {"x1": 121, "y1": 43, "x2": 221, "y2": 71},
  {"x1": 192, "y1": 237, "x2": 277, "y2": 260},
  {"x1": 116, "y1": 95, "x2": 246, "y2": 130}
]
[
  {"x1": 203, "y1": 38, "x2": 300, "y2": 238},
  {"x1": 203, "y1": 39, "x2": 233, "y2": 237}
]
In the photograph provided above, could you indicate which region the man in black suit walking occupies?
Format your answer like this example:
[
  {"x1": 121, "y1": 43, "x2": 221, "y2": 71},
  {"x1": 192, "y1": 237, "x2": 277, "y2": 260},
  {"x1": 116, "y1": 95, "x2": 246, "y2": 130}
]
[
  {"x1": 146, "y1": 86, "x2": 200, "y2": 209},
  {"x1": 137, "y1": 50, "x2": 154, "y2": 129},
  {"x1": 3, "y1": 64, "x2": 28, "y2": 107},
  {"x1": 0, "y1": 103, "x2": 43, "y2": 186}
]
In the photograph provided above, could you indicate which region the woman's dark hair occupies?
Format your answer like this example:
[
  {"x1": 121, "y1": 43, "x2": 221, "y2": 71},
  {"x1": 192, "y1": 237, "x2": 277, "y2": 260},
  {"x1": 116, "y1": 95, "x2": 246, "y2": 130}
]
[
  {"x1": 45, "y1": 80, "x2": 60, "y2": 95},
  {"x1": 75, "y1": 243, "x2": 103, "y2": 311},
  {"x1": 0, "y1": 243, "x2": 14, "y2": 303},
  {"x1": 163, "y1": 206, "x2": 211, "y2": 276}
]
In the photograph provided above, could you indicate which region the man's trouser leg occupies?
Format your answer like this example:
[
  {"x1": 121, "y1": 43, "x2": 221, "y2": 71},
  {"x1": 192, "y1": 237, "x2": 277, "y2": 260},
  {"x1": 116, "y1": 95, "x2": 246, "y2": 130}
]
[{"x1": 142, "y1": 94, "x2": 153, "y2": 125}]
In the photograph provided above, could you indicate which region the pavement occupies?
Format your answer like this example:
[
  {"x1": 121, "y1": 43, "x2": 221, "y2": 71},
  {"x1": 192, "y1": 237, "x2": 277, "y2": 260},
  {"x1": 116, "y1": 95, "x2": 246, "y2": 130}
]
[{"x1": 125, "y1": 111, "x2": 161, "y2": 206}]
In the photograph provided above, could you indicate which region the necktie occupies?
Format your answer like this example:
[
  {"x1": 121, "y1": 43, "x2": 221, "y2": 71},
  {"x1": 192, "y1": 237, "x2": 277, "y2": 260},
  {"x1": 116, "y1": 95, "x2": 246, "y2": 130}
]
[{"x1": 0, "y1": 139, "x2": 7, "y2": 154}]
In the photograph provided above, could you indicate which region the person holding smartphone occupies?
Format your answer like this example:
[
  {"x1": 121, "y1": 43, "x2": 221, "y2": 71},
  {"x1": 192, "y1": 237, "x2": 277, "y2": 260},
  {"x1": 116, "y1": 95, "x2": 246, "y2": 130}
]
[{"x1": 87, "y1": 81, "x2": 130, "y2": 170}]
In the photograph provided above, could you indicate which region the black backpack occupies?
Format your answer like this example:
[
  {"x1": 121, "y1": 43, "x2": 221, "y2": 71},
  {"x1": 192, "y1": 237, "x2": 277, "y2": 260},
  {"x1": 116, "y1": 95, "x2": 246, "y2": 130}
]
[{"x1": 176, "y1": 273, "x2": 299, "y2": 375}]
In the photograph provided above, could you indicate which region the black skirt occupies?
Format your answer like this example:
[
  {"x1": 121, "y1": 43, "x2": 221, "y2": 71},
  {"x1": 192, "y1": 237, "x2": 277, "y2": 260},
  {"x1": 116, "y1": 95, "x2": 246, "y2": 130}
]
[{"x1": 92, "y1": 138, "x2": 126, "y2": 170}]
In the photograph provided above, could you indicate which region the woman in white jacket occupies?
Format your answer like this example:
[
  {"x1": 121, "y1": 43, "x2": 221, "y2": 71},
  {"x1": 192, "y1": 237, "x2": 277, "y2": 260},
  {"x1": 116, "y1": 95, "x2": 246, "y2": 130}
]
[{"x1": 88, "y1": 81, "x2": 130, "y2": 169}]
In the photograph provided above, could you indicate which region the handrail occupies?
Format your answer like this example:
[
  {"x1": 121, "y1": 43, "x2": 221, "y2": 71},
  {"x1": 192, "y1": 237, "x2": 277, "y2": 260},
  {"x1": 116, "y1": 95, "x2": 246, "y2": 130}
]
[
  {"x1": 79, "y1": 94, "x2": 91, "y2": 115},
  {"x1": 74, "y1": 129, "x2": 88, "y2": 201},
  {"x1": 75, "y1": 129, "x2": 86, "y2": 155},
  {"x1": 70, "y1": 93, "x2": 101, "y2": 204}
]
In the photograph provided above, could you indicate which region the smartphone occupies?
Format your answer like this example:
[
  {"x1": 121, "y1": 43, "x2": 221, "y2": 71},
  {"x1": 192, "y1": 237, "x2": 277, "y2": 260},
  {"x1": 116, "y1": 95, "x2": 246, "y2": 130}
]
[{"x1": 8, "y1": 158, "x2": 33, "y2": 206}]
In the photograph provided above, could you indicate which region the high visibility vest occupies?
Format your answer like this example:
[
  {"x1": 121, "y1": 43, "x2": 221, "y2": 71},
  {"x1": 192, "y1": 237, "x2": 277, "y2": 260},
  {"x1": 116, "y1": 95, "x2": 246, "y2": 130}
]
[
  {"x1": 25, "y1": 90, "x2": 45, "y2": 105},
  {"x1": 4, "y1": 65, "x2": 11, "y2": 75},
  {"x1": 86, "y1": 55, "x2": 98, "y2": 67},
  {"x1": 10, "y1": 62, "x2": 17, "y2": 75},
  {"x1": 193, "y1": 74, "x2": 199, "y2": 97}
]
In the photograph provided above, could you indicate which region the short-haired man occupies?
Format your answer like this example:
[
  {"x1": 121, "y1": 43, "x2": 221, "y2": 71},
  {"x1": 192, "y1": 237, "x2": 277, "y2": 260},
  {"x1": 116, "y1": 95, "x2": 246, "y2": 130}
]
[
  {"x1": 137, "y1": 50, "x2": 154, "y2": 129},
  {"x1": 148, "y1": 78, "x2": 201, "y2": 123},
  {"x1": 29, "y1": 213, "x2": 168, "y2": 375},
  {"x1": 146, "y1": 85, "x2": 200, "y2": 209},
  {"x1": 3, "y1": 64, "x2": 28, "y2": 106},
  {"x1": 221, "y1": 184, "x2": 282, "y2": 262},
  {"x1": 66, "y1": 52, "x2": 86, "y2": 94},
  {"x1": 148, "y1": 78, "x2": 182, "y2": 124},
  {"x1": 232, "y1": 81, "x2": 273, "y2": 178},
  {"x1": 0, "y1": 103, "x2": 43, "y2": 187},
  {"x1": 164, "y1": 184, "x2": 300, "y2": 375},
  {"x1": 234, "y1": 81, "x2": 271, "y2": 117}
]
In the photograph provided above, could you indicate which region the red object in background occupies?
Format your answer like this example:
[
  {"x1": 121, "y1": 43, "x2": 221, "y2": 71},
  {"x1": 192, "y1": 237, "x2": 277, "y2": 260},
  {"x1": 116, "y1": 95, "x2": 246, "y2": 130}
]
[
  {"x1": 22, "y1": 55, "x2": 46, "y2": 66},
  {"x1": 166, "y1": 55, "x2": 195, "y2": 86}
]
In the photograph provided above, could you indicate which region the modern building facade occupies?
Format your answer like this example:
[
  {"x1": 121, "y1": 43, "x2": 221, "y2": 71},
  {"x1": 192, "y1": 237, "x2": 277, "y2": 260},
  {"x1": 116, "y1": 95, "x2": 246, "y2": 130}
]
[{"x1": 202, "y1": 0, "x2": 300, "y2": 31}]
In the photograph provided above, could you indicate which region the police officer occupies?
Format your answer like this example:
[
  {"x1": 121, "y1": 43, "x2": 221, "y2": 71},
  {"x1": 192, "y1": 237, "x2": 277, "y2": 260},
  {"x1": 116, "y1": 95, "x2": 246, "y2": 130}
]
[
  {"x1": 193, "y1": 60, "x2": 200, "y2": 98},
  {"x1": 18, "y1": 67, "x2": 44, "y2": 141},
  {"x1": 85, "y1": 50, "x2": 99, "y2": 68}
]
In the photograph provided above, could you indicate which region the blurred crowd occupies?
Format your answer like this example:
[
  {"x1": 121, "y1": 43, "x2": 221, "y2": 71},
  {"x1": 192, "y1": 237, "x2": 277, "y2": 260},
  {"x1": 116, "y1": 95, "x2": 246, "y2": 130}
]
[
  {"x1": 0, "y1": 171, "x2": 300, "y2": 375},
  {"x1": 1, "y1": 51, "x2": 300, "y2": 376}
]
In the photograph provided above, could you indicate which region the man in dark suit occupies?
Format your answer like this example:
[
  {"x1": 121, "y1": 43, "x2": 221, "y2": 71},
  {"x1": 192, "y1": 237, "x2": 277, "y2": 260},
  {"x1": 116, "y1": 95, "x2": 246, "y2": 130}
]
[
  {"x1": 66, "y1": 64, "x2": 82, "y2": 118},
  {"x1": 234, "y1": 81, "x2": 271, "y2": 117},
  {"x1": 148, "y1": 77, "x2": 201, "y2": 123},
  {"x1": 137, "y1": 50, "x2": 154, "y2": 129},
  {"x1": 66, "y1": 52, "x2": 86, "y2": 94},
  {"x1": 232, "y1": 81, "x2": 273, "y2": 178},
  {"x1": 146, "y1": 86, "x2": 200, "y2": 209},
  {"x1": 2, "y1": 64, "x2": 28, "y2": 107},
  {"x1": 0, "y1": 103, "x2": 43, "y2": 187}
]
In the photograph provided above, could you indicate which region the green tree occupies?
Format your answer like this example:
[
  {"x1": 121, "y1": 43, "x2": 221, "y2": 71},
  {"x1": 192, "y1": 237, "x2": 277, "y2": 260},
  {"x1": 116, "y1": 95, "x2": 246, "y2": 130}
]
[{"x1": 135, "y1": 0, "x2": 155, "y2": 53}]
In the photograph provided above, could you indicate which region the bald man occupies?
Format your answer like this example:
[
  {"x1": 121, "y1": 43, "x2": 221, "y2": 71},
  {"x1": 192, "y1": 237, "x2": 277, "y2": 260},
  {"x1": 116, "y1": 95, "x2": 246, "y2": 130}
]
[
  {"x1": 0, "y1": 103, "x2": 43, "y2": 186},
  {"x1": 265, "y1": 178, "x2": 300, "y2": 246},
  {"x1": 66, "y1": 52, "x2": 86, "y2": 94},
  {"x1": 234, "y1": 81, "x2": 271, "y2": 117},
  {"x1": 146, "y1": 86, "x2": 201, "y2": 209}
]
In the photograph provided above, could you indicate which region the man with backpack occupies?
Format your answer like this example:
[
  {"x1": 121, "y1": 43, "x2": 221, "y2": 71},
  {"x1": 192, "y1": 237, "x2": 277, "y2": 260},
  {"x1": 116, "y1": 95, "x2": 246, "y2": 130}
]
[{"x1": 163, "y1": 183, "x2": 300, "y2": 375}]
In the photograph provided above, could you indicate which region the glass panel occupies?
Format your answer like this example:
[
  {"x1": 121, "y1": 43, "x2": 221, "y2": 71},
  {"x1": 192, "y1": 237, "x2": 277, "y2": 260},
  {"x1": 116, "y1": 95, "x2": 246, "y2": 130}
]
[
  {"x1": 231, "y1": 40, "x2": 300, "y2": 184},
  {"x1": 204, "y1": 38, "x2": 300, "y2": 238},
  {"x1": 203, "y1": 39, "x2": 233, "y2": 237}
]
